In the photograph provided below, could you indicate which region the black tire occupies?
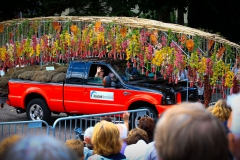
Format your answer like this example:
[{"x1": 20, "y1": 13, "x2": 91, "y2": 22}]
[
  {"x1": 26, "y1": 98, "x2": 51, "y2": 122},
  {"x1": 130, "y1": 106, "x2": 158, "y2": 129},
  {"x1": 140, "y1": 106, "x2": 158, "y2": 119}
]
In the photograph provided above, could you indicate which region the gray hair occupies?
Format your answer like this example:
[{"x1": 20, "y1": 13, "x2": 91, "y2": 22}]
[
  {"x1": 84, "y1": 126, "x2": 94, "y2": 139},
  {"x1": 3, "y1": 135, "x2": 78, "y2": 160}
]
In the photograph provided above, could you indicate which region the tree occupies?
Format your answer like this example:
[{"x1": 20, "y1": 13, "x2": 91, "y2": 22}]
[{"x1": 188, "y1": 0, "x2": 240, "y2": 44}]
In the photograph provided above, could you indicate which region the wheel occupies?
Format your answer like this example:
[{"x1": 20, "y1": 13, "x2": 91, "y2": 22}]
[
  {"x1": 26, "y1": 98, "x2": 51, "y2": 122},
  {"x1": 131, "y1": 106, "x2": 158, "y2": 128}
]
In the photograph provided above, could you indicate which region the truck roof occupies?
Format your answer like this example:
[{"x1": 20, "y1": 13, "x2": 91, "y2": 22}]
[{"x1": 72, "y1": 57, "x2": 127, "y2": 65}]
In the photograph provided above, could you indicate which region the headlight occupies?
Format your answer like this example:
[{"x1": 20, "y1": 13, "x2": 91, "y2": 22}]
[{"x1": 162, "y1": 94, "x2": 175, "y2": 105}]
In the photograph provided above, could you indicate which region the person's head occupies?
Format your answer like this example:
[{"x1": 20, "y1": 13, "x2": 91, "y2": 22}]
[
  {"x1": 84, "y1": 126, "x2": 94, "y2": 140},
  {"x1": 206, "y1": 106, "x2": 214, "y2": 112},
  {"x1": 84, "y1": 126, "x2": 94, "y2": 148},
  {"x1": 101, "y1": 116, "x2": 112, "y2": 122},
  {"x1": 99, "y1": 68, "x2": 104, "y2": 77},
  {"x1": 155, "y1": 102, "x2": 229, "y2": 160},
  {"x1": 65, "y1": 139, "x2": 84, "y2": 160},
  {"x1": 115, "y1": 124, "x2": 128, "y2": 140},
  {"x1": 0, "y1": 134, "x2": 22, "y2": 159},
  {"x1": 108, "y1": 72, "x2": 115, "y2": 80},
  {"x1": 212, "y1": 99, "x2": 232, "y2": 122},
  {"x1": 126, "y1": 127, "x2": 149, "y2": 145},
  {"x1": 2, "y1": 135, "x2": 79, "y2": 160},
  {"x1": 138, "y1": 116, "x2": 155, "y2": 142},
  {"x1": 92, "y1": 120, "x2": 122, "y2": 156}
]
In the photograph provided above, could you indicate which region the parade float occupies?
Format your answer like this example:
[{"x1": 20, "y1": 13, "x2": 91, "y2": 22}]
[{"x1": 0, "y1": 16, "x2": 240, "y2": 107}]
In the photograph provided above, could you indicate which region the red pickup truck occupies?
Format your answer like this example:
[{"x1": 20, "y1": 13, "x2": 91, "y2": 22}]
[{"x1": 6, "y1": 59, "x2": 199, "y2": 122}]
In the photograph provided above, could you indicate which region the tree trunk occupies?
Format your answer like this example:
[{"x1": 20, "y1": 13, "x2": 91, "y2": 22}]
[
  {"x1": 178, "y1": 8, "x2": 184, "y2": 25},
  {"x1": 158, "y1": 9, "x2": 171, "y2": 23}
]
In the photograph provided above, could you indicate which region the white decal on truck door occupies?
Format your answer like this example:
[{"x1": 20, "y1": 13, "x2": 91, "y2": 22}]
[{"x1": 90, "y1": 91, "x2": 114, "y2": 101}]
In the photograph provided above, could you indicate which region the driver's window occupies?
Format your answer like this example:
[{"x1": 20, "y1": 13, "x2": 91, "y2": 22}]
[{"x1": 88, "y1": 64, "x2": 114, "y2": 85}]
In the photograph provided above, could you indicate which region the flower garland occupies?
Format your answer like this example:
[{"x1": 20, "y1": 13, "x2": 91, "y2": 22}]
[{"x1": 0, "y1": 19, "x2": 237, "y2": 91}]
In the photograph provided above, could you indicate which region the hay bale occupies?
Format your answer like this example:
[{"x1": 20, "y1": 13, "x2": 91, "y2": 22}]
[
  {"x1": 53, "y1": 63, "x2": 62, "y2": 69},
  {"x1": 23, "y1": 65, "x2": 39, "y2": 71},
  {"x1": 52, "y1": 72, "x2": 66, "y2": 83},
  {"x1": 10, "y1": 70, "x2": 25, "y2": 79},
  {"x1": 45, "y1": 71, "x2": 59, "y2": 82},
  {"x1": 6, "y1": 68, "x2": 20, "y2": 75},
  {"x1": 34, "y1": 71, "x2": 49, "y2": 82},
  {"x1": 55, "y1": 66, "x2": 68, "y2": 73},
  {"x1": 31, "y1": 71, "x2": 43, "y2": 81},
  {"x1": 18, "y1": 71, "x2": 36, "y2": 80},
  {"x1": 0, "y1": 77, "x2": 9, "y2": 88}
]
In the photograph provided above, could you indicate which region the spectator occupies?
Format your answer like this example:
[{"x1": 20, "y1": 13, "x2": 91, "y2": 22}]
[
  {"x1": 123, "y1": 111, "x2": 130, "y2": 131},
  {"x1": 124, "y1": 127, "x2": 149, "y2": 160},
  {"x1": 65, "y1": 139, "x2": 84, "y2": 160},
  {"x1": 138, "y1": 116, "x2": 155, "y2": 142},
  {"x1": 211, "y1": 99, "x2": 232, "y2": 122},
  {"x1": 83, "y1": 126, "x2": 94, "y2": 160},
  {"x1": 154, "y1": 102, "x2": 229, "y2": 160},
  {"x1": 206, "y1": 106, "x2": 214, "y2": 112},
  {"x1": 101, "y1": 116, "x2": 112, "y2": 122},
  {"x1": 0, "y1": 134, "x2": 22, "y2": 159},
  {"x1": 2, "y1": 135, "x2": 78, "y2": 160},
  {"x1": 144, "y1": 141, "x2": 159, "y2": 160},
  {"x1": 227, "y1": 93, "x2": 240, "y2": 160},
  {"x1": 88, "y1": 120, "x2": 126, "y2": 160},
  {"x1": 116, "y1": 124, "x2": 128, "y2": 154},
  {"x1": 228, "y1": 112, "x2": 240, "y2": 160}
]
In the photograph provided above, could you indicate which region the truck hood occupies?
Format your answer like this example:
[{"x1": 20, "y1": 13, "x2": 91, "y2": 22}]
[{"x1": 125, "y1": 79, "x2": 195, "y2": 95}]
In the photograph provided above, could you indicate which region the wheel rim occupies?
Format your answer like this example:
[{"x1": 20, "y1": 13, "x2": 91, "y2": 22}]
[{"x1": 29, "y1": 104, "x2": 43, "y2": 120}]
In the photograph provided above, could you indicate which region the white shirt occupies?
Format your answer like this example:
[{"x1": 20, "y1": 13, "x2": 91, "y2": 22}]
[{"x1": 124, "y1": 140, "x2": 148, "y2": 160}]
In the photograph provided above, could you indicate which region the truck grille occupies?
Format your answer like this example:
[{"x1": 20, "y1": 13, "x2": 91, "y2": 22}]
[{"x1": 181, "y1": 89, "x2": 199, "y2": 102}]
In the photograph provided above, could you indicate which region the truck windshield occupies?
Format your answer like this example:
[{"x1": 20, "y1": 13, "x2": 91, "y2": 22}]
[{"x1": 112, "y1": 62, "x2": 152, "y2": 82}]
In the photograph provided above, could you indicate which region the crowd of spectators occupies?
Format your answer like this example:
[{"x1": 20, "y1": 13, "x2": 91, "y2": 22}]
[{"x1": 0, "y1": 95, "x2": 240, "y2": 160}]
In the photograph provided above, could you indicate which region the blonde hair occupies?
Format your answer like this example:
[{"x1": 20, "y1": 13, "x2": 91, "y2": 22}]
[
  {"x1": 155, "y1": 102, "x2": 229, "y2": 160},
  {"x1": 0, "y1": 134, "x2": 22, "y2": 157},
  {"x1": 92, "y1": 120, "x2": 122, "y2": 156},
  {"x1": 65, "y1": 139, "x2": 84, "y2": 158},
  {"x1": 212, "y1": 99, "x2": 232, "y2": 122}
]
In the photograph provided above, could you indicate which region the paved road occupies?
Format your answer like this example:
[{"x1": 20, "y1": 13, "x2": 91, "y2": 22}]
[
  {"x1": 0, "y1": 103, "x2": 67, "y2": 123},
  {"x1": 0, "y1": 104, "x2": 73, "y2": 142}
]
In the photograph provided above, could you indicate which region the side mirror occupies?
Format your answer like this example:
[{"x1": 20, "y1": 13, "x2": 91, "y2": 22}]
[{"x1": 103, "y1": 76, "x2": 111, "y2": 87}]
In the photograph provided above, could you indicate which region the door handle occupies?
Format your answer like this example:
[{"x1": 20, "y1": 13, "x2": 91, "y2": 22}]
[{"x1": 123, "y1": 91, "x2": 131, "y2": 95}]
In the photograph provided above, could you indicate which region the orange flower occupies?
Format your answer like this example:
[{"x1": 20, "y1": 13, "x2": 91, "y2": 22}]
[
  {"x1": 186, "y1": 39, "x2": 194, "y2": 52},
  {"x1": 0, "y1": 24, "x2": 4, "y2": 33},
  {"x1": 150, "y1": 34, "x2": 157, "y2": 45},
  {"x1": 153, "y1": 30, "x2": 158, "y2": 35},
  {"x1": 70, "y1": 25, "x2": 78, "y2": 35},
  {"x1": 217, "y1": 47, "x2": 226, "y2": 59},
  {"x1": 179, "y1": 34, "x2": 187, "y2": 45},
  {"x1": 208, "y1": 39, "x2": 214, "y2": 50},
  {"x1": 120, "y1": 27, "x2": 127, "y2": 38},
  {"x1": 52, "y1": 22, "x2": 61, "y2": 31},
  {"x1": 94, "y1": 21, "x2": 101, "y2": 32}
]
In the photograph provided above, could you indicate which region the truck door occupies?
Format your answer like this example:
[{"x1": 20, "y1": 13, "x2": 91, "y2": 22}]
[
  {"x1": 82, "y1": 64, "x2": 127, "y2": 114},
  {"x1": 63, "y1": 62, "x2": 86, "y2": 114}
]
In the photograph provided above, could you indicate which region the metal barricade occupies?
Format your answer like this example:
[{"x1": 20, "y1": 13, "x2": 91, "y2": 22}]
[
  {"x1": 51, "y1": 109, "x2": 152, "y2": 142},
  {"x1": 0, "y1": 120, "x2": 50, "y2": 141}
]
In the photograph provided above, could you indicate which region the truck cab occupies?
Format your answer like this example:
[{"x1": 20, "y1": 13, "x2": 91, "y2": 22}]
[{"x1": 65, "y1": 59, "x2": 199, "y2": 119}]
